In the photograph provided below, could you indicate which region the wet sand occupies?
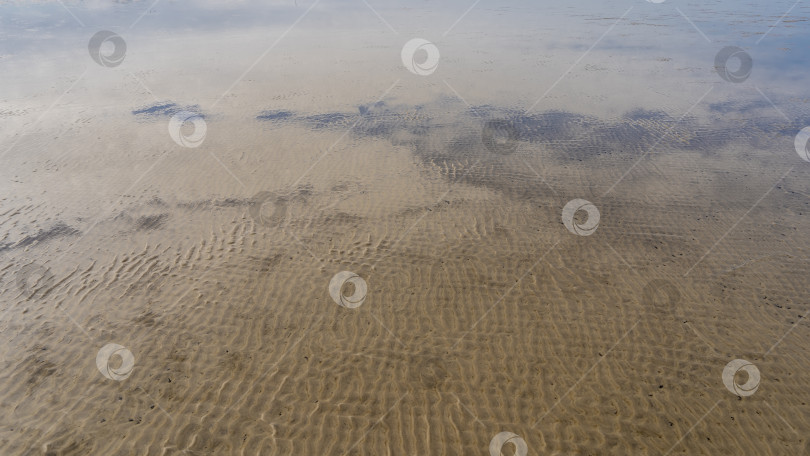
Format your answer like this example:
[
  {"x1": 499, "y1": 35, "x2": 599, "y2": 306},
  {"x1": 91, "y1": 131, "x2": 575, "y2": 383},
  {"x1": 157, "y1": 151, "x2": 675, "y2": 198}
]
[{"x1": 2, "y1": 1, "x2": 810, "y2": 455}]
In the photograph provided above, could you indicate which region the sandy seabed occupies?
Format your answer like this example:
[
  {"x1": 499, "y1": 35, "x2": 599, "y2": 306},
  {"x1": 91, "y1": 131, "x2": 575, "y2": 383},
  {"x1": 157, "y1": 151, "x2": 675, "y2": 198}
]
[{"x1": 2, "y1": 1, "x2": 810, "y2": 455}]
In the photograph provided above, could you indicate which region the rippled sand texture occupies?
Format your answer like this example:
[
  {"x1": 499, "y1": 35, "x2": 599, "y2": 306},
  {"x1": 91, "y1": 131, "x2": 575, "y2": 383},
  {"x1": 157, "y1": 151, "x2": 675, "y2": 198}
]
[
  {"x1": 3, "y1": 0, "x2": 810, "y2": 455},
  {"x1": 2, "y1": 100, "x2": 809, "y2": 455}
]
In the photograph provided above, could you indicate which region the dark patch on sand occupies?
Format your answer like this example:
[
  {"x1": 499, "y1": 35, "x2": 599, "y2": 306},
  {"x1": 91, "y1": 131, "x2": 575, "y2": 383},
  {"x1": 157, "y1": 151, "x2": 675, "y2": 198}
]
[
  {"x1": 176, "y1": 197, "x2": 253, "y2": 211},
  {"x1": 256, "y1": 110, "x2": 295, "y2": 121},
  {"x1": 0, "y1": 222, "x2": 79, "y2": 253},
  {"x1": 132, "y1": 102, "x2": 204, "y2": 120},
  {"x1": 18, "y1": 355, "x2": 57, "y2": 387},
  {"x1": 256, "y1": 101, "x2": 431, "y2": 138},
  {"x1": 135, "y1": 214, "x2": 169, "y2": 231}
]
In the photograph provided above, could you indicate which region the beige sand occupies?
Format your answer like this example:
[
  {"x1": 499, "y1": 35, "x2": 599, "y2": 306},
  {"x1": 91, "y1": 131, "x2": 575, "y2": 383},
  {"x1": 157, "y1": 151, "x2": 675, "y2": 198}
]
[
  {"x1": 2, "y1": 2, "x2": 810, "y2": 455},
  {"x1": 2, "y1": 99, "x2": 809, "y2": 454}
]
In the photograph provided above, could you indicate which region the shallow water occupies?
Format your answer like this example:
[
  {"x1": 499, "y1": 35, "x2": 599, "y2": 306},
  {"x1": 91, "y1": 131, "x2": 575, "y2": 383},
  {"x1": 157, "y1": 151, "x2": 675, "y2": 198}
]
[{"x1": 2, "y1": 1, "x2": 810, "y2": 455}]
